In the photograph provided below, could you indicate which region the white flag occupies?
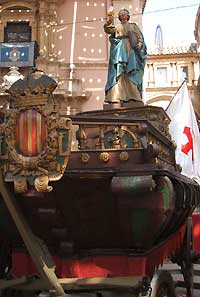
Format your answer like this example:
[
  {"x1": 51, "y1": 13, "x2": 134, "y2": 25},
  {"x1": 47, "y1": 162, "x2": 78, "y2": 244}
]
[{"x1": 166, "y1": 81, "x2": 200, "y2": 178}]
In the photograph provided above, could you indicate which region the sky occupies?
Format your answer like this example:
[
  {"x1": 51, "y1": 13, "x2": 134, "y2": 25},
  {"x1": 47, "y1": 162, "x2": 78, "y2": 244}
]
[{"x1": 143, "y1": 0, "x2": 200, "y2": 48}]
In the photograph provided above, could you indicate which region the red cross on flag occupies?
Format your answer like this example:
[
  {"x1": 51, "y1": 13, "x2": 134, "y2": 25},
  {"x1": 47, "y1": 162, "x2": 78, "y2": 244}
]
[{"x1": 166, "y1": 81, "x2": 200, "y2": 178}]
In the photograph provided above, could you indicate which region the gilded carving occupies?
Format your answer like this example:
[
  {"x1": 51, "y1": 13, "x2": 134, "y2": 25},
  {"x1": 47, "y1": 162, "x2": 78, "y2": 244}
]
[
  {"x1": 34, "y1": 175, "x2": 53, "y2": 192},
  {"x1": 99, "y1": 152, "x2": 110, "y2": 162},
  {"x1": 81, "y1": 153, "x2": 90, "y2": 163},
  {"x1": 0, "y1": 72, "x2": 72, "y2": 193},
  {"x1": 120, "y1": 151, "x2": 129, "y2": 161},
  {"x1": 14, "y1": 177, "x2": 27, "y2": 194}
]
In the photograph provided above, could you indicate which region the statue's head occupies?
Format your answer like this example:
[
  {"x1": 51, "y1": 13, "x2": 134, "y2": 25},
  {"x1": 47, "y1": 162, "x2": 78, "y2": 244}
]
[{"x1": 118, "y1": 8, "x2": 130, "y2": 22}]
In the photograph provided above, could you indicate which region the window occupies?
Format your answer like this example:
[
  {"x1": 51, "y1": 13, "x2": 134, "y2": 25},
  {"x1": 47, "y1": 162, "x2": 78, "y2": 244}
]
[
  {"x1": 4, "y1": 22, "x2": 31, "y2": 43},
  {"x1": 179, "y1": 66, "x2": 188, "y2": 82},
  {"x1": 156, "y1": 67, "x2": 167, "y2": 86}
]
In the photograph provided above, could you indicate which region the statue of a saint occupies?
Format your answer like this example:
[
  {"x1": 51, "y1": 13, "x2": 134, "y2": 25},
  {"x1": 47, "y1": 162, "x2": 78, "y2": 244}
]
[{"x1": 104, "y1": 8, "x2": 147, "y2": 106}]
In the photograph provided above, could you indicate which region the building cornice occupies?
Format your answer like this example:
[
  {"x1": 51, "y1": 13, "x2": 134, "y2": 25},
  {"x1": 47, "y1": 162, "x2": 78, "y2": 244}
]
[{"x1": 147, "y1": 52, "x2": 200, "y2": 61}]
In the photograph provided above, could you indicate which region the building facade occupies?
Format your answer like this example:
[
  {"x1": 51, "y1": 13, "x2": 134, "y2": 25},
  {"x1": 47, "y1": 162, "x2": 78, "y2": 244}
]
[
  {"x1": 144, "y1": 44, "x2": 200, "y2": 116},
  {"x1": 0, "y1": 0, "x2": 147, "y2": 113},
  {"x1": 0, "y1": 0, "x2": 199, "y2": 116}
]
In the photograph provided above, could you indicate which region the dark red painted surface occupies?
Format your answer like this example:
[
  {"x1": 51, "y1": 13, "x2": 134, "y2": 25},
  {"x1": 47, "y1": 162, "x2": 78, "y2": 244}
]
[
  {"x1": 192, "y1": 213, "x2": 200, "y2": 253},
  {"x1": 12, "y1": 224, "x2": 186, "y2": 279}
]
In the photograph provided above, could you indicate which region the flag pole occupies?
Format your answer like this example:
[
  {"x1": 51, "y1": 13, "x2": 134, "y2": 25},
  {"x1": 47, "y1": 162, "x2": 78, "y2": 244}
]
[{"x1": 165, "y1": 79, "x2": 187, "y2": 112}]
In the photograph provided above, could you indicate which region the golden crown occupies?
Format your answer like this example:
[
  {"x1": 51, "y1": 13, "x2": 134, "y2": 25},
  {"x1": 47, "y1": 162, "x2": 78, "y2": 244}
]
[{"x1": 7, "y1": 70, "x2": 57, "y2": 108}]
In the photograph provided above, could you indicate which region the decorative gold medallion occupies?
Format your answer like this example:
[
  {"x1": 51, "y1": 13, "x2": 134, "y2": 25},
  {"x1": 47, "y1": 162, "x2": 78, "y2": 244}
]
[
  {"x1": 81, "y1": 153, "x2": 90, "y2": 163},
  {"x1": 120, "y1": 151, "x2": 129, "y2": 161},
  {"x1": 99, "y1": 152, "x2": 110, "y2": 162}
]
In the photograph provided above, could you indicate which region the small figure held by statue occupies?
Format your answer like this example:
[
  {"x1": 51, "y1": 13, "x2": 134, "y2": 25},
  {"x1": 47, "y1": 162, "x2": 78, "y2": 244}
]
[{"x1": 104, "y1": 8, "x2": 147, "y2": 107}]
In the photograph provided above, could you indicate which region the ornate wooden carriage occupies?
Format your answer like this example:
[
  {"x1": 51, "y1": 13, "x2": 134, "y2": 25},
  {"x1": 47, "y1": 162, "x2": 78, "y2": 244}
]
[{"x1": 0, "y1": 72, "x2": 199, "y2": 297}]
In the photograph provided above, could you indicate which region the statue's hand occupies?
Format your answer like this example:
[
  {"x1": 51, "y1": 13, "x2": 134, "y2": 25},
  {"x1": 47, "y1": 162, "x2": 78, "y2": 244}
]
[
  {"x1": 107, "y1": 15, "x2": 114, "y2": 25},
  {"x1": 136, "y1": 42, "x2": 143, "y2": 50}
]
